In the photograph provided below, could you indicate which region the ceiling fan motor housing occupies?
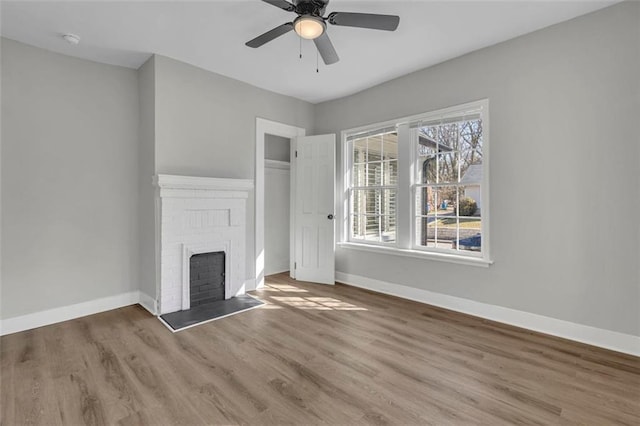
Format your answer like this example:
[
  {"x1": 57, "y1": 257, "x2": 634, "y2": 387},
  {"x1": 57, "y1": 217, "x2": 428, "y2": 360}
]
[{"x1": 293, "y1": 0, "x2": 328, "y2": 17}]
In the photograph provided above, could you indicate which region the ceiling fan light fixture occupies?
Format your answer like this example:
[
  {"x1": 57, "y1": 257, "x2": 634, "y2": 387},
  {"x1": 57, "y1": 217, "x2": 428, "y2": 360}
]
[
  {"x1": 247, "y1": 0, "x2": 400, "y2": 66},
  {"x1": 293, "y1": 15, "x2": 325, "y2": 40}
]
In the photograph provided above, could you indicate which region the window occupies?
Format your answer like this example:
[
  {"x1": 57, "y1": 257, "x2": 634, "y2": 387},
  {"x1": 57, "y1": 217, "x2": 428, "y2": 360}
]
[
  {"x1": 348, "y1": 129, "x2": 398, "y2": 244},
  {"x1": 343, "y1": 100, "x2": 490, "y2": 264},
  {"x1": 413, "y1": 113, "x2": 484, "y2": 254}
]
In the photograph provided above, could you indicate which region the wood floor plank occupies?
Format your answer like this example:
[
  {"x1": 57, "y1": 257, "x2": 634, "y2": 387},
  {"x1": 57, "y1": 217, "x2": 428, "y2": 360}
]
[
  {"x1": 2, "y1": 272, "x2": 639, "y2": 425},
  {"x1": 1, "y1": 328, "x2": 63, "y2": 426}
]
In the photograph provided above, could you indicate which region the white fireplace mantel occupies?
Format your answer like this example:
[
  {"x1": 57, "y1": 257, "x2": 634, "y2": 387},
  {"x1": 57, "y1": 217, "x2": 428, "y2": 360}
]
[
  {"x1": 154, "y1": 174, "x2": 254, "y2": 192},
  {"x1": 155, "y1": 174, "x2": 254, "y2": 315}
]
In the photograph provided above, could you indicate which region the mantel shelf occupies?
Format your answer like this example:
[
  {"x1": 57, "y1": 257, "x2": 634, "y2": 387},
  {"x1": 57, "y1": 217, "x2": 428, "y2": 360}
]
[{"x1": 154, "y1": 174, "x2": 254, "y2": 191}]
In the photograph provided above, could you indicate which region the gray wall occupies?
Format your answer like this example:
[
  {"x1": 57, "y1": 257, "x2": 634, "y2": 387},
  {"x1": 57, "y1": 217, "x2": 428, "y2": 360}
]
[
  {"x1": 154, "y1": 55, "x2": 314, "y2": 178},
  {"x1": 264, "y1": 166, "x2": 290, "y2": 275},
  {"x1": 314, "y1": 2, "x2": 640, "y2": 336},
  {"x1": 0, "y1": 38, "x2": 3, "y2": 321},
  {"x1": 265, "y1": 134, "x2": 291, "y2": 162},
  {"x1": 137, "y1": 56, "x2": 156, "y2": 302},
  {"x1": 153, "y1": 55, "x2": 315, "y2": 285},
  {"x1": 1, "y1": 38, "x2": 140, "y2": 319}
]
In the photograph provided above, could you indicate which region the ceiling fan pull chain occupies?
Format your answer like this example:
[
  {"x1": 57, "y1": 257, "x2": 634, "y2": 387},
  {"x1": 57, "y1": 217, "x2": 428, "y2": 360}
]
[
  {"x1": 299, "y1": 35, "x2": 302, "y2": 59},
  {"x1": 316, "y1": 48, "x2": 319, "y2": 73}
]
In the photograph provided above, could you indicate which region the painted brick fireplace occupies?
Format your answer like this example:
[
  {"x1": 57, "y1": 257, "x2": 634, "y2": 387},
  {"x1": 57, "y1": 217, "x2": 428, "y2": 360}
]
[{"x1": 154, "y1": 174, "x2": 253, "y2": 315}]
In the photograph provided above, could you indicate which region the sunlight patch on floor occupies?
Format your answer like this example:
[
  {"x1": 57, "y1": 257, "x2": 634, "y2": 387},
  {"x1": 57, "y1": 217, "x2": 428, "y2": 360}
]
[
  {"x1": 270, "y1": 296, "x2": 367, "y2": 311},
  {"x1": 262, "y1": 284, "x2": 309, "y2": 293},
  {"x1": 259, "y1": 303, "x2": 283, "y2": 309}
]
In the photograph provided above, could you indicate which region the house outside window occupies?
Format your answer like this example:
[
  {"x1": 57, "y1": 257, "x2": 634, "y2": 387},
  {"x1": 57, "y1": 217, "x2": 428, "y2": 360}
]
[
  {"x1": 342, "y1": 100, "x2": 490, "y2": 265},
  {"x1": 413, "y1": 112, "x2": 484, "y2": 253}
]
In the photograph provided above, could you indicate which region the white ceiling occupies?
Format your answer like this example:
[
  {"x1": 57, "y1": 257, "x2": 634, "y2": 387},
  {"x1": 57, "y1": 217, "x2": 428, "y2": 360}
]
[{"x1": 1, "y1": 0, "x2": 617, "y2": 103}]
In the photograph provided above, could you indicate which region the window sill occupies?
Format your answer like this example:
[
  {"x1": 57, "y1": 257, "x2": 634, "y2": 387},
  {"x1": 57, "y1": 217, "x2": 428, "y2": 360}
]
[{"x1": 337, "y1": 242, "x2": 493, "y2": 268}]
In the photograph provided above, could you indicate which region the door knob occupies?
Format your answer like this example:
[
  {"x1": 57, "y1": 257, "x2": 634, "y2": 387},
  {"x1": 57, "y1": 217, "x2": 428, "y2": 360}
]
[{"x1": 327, "y1": 214, "x2": 335, "y2": 220}]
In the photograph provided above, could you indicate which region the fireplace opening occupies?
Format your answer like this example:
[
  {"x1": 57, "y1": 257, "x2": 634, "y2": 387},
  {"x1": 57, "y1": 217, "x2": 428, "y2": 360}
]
[{"x1": 190, "y1": 252, "x2": 225, "y2": 307}]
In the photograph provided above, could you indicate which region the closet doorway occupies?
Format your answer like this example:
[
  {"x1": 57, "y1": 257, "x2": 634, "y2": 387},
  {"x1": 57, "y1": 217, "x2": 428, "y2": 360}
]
[
  {"x1": 254, "y1": 118, "x2": 305, "y2": 290},
  {"x1": 264, "y1": 134, "x2": 291, "y2": 277}
]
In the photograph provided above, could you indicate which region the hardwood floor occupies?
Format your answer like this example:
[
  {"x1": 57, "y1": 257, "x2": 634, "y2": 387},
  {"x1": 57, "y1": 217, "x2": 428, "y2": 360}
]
[{"x1": 2, "y1": 273, "x2": 639, "y2": 425}]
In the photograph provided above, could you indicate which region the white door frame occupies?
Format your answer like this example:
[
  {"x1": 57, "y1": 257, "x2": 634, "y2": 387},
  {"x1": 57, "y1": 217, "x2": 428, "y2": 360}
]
[{"x1": 255, "y1": 118, "x2": 306, "y2": 290}]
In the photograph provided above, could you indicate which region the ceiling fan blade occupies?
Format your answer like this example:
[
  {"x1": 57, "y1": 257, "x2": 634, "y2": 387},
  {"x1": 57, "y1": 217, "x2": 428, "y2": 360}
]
[
  {"x1": 328, "y1": 12, "x2": 400, "y2": 31},
  {"x1": 261, "y1": 0, "x2": 295, "y2": 12},
  {"x1": 246, "y1": 22, "x2": 294, "y2": 48},
  {"x1": 314, "y1": 32, "x2": 339, "y2": 65}
]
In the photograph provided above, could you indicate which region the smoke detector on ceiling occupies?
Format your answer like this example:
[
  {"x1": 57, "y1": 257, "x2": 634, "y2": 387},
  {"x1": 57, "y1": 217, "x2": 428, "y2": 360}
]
[{"x1": 62, "y1": 33, "x2": 80, "y2": 45}]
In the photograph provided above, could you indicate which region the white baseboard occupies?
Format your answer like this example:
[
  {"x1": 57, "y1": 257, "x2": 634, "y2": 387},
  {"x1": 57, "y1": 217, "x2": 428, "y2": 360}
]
[
  {"x1": 265, "y1": 267, "x2": 290, "y2": 277},
  {"x1": 336, "y1": 272, "x2": 640, "y2": 357},
  {"x1": 0, "y1": 291, "x2": 154, "y2": 336},
  {"x1": 138, "y1": 292, "x2": 158, "y2": 315}
]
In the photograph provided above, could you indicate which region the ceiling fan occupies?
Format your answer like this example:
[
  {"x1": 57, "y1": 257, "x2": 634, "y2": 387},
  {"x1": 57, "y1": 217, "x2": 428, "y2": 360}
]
[{"x1": 246, "y1": 0, "x2": 400, "y2": 65}]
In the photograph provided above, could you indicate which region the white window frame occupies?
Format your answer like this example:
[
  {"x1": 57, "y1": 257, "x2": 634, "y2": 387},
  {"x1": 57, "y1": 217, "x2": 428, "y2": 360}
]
[
  {"x1": 340, "y1": 99, "x2": 492, "y2": 267},
  {"x1": 344, "y1": 127, "x2": 399, "y2": 248}
]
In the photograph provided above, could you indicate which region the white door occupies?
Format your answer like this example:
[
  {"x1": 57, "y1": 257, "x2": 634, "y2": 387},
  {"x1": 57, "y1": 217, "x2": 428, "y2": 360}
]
[{"x1": 293, "y1": 134, "x2": 335, "y2": 284}]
